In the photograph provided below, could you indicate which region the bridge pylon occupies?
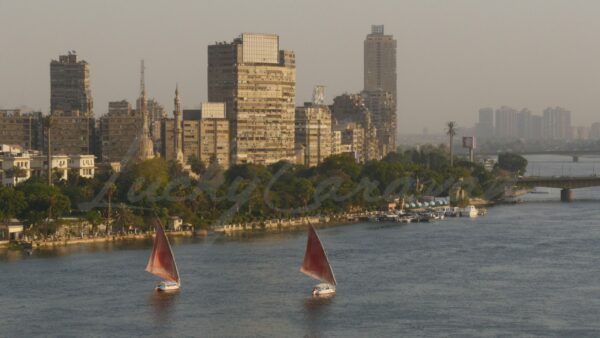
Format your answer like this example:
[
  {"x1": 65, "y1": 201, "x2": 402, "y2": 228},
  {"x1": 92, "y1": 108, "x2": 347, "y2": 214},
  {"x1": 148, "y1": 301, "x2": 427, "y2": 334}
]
[{"x1": 560, "y1": 189, "x2": 573, "y2": 202}]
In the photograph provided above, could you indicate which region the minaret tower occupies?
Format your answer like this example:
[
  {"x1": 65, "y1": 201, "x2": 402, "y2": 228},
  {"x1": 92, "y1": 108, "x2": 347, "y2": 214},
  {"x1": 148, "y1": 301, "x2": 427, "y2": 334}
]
[
  {"x1": 174, "y1": 84, "x2": 184, "y2": 164},
  {"x1": 137, "y1": 59, "x2": 155, "y2": 161}
]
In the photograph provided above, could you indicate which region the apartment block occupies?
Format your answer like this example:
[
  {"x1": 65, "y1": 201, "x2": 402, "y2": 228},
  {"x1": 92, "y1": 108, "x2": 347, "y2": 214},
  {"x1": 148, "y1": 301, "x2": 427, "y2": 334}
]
[
  {"x1": 208, "y1": 33, "x2": 296, "y2": 165},
  {"x1": 295, "y1": 102, "x2": 332, "y2": 167},
  {"x1": 0, "y1": 109, "x2": 43, "y2": 150}
]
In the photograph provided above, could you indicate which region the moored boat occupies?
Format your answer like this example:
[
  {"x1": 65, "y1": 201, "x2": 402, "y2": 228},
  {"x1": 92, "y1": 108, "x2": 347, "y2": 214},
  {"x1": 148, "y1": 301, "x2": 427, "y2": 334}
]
[
  {"x1": 460, "y1": 205, "x2": 478, "y2": 218},
  {"x1": 300, "y1": 225, "x2": 337, "y2": 296}
]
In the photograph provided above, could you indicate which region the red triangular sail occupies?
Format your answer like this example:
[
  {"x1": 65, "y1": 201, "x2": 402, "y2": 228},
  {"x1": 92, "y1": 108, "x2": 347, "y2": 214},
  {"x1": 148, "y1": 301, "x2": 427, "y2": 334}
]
[
  {"x1": 300, "y1": 225, "x2": 336, "y2": 285},
  {"x1": 145, "y1": 220, "x2": 179, "y2": 283}
]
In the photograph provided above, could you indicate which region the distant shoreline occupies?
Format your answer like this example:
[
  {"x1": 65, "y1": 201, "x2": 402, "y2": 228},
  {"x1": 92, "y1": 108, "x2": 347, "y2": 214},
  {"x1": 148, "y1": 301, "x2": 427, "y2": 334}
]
[{"x1": 1, "y1": 200, "x2": 499, "y2": 250}]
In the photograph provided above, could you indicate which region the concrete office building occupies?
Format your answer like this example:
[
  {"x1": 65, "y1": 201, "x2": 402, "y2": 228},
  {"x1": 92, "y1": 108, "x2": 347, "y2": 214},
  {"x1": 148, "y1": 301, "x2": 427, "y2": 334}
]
[{"x1": 208, "y1": 33, "x2": 296, "y2": 165}]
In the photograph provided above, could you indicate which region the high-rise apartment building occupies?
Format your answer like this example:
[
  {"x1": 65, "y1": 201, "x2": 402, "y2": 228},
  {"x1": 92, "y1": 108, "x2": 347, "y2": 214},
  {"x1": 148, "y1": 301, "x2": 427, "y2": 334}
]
[
  {"x1": 517, "y1": 108, "x2": 532, "y2": 139},
  {"x1": 295, "y1": 102, "x2": 332, "y2": 167},
  {"x1": 476, "y1": 108, "x2": 494, "y2": 139},
  {"x1": 0, "y1": 110, "x2": 44, "y2": 151},
  {"x1": 542, "y1": 107, "x2": 572, "y2": 140},
  {"x1": 495, "y1": 106, "x2": 518, "y2": 139},
  {"x1": 208, "y1": 33, "x2": 296, "y2": 165},
  {"x1": 364, "y1": 25, "x2": 397, "y2": 153},
  {"x1": 50, "y1": 52, "x2": 93, "y2": 116}
]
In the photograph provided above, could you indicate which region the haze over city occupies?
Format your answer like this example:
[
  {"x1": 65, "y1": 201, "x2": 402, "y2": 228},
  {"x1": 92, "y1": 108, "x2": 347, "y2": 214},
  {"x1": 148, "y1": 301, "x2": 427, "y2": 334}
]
[{"x1": 1, "y1": 0, "x2": 599, "y2": 134}]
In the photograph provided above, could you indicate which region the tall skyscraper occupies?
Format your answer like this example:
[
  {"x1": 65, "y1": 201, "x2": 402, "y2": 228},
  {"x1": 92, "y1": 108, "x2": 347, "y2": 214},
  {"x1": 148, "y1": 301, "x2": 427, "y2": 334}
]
[
  {"x1": 208, "y1": 33, "x2": 296, "y2": 165},
  {"x1": 50, "y1": 52, "x2": 93, "y2": 116},
  {"x1": 364, "y1": 25, "x2": 397, "y2": 154},
  {"x1": 364, "y1": 25, "x2": 397, "y2": 106}
]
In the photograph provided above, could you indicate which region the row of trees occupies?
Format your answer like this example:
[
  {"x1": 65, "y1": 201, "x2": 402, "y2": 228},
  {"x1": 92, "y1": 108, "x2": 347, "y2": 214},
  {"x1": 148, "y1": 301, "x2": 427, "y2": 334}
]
[{"x1": 0, "y1": 146, "x2": 526, "y2": 237}]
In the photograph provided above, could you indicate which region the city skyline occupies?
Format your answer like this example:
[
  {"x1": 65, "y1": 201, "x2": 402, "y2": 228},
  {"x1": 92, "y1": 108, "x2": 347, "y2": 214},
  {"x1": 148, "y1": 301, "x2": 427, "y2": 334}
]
[{"x1": 2, "y1": 0, "x2": 600, "y2": 134}]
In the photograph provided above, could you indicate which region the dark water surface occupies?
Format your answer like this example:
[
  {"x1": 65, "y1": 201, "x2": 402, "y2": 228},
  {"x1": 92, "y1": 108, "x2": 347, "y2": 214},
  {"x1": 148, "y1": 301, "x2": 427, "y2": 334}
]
[{"x1": 1, "y1": 155, "x2": 600, "y2": 337}]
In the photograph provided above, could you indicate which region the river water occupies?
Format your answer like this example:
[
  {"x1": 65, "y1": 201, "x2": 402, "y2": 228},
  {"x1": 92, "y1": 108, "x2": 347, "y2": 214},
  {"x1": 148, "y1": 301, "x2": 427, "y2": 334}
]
[{"x1": 1, "y1": 155, "x2": 600, "y2": 337}]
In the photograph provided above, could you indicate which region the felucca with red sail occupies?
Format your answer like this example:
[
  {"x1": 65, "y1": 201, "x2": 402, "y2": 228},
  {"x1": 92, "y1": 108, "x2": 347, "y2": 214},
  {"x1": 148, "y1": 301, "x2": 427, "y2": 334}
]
[
  {"x1": 146, "y1": 219, "x2": 180, "y2": 291},
  {"x1": 300, "y1": 224, "x2": 337, "y2": 296}
]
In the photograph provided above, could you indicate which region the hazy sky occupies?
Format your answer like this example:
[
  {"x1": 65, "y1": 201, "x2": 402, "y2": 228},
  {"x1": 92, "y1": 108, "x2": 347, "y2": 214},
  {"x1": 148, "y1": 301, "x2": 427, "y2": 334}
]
[{"x1": 1, "y1": 0, "x2": 600, "y2": 133}]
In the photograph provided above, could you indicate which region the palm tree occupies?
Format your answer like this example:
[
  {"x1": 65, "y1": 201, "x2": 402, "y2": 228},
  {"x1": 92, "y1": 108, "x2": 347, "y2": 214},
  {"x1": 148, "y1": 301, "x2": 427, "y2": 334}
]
[{"x1": 446, "y1": 121, "x2": 457, "y2": 167}]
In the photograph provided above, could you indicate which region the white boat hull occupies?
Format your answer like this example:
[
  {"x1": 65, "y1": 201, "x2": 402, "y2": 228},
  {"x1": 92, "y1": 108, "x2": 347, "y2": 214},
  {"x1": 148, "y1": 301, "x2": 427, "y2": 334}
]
[
  {"x1": 461, "y1": 205, "x2": 478, "y2": 218},
  {"x1": 156, "y1": 281, "x2": 180, "y2": 292},
  {"x1": 312, "y1": 283, "x2": 336, "y2": 296}
]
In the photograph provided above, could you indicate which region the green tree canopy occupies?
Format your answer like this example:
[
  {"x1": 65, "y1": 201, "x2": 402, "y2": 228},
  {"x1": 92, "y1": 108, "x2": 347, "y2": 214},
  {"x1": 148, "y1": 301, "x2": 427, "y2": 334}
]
[{"x1": 497, "y1": 152, "x2": 528, "y2": 175}]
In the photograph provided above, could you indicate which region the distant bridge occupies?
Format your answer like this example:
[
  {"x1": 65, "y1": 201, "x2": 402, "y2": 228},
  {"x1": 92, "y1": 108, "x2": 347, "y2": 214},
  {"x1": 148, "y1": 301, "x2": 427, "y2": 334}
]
[
  {"x1": 516, "y1": 176, "x2": 600, "y2": 201},
  {"x1": 479, "y1": 150, "x2": 600, "y2": 162}
]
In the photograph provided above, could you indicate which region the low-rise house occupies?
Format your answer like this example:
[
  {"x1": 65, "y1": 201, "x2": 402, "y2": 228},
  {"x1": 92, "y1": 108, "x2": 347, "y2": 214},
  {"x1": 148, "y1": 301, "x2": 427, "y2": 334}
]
[
  {"x1": 68, "y1": 154, "x2": 95, "y2": 178},
  {"x1": 0, "y1": 219, "x2": 25, "y2": 241},
  {"x1": 166, "y1": 216, "x2": 183, "y2": 231},
  {"x1": 1, "y1": 153, "x2": 32, "y2": 186}
]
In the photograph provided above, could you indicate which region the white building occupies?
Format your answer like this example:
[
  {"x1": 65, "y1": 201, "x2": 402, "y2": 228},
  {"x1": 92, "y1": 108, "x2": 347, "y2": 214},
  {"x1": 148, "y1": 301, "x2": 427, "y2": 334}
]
[
  {"x1": 68, "y1": 154, "x2": 95, "y2": 178},
  {"x1": 1, "y1": 153, "x2": 32, "y2": 186},
  {"x1": 0, "y1": 146, "x2": 96, "y2": 185},
  {"x1": 31, "y1": 155, "x2": 69, "y2": 181}
]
